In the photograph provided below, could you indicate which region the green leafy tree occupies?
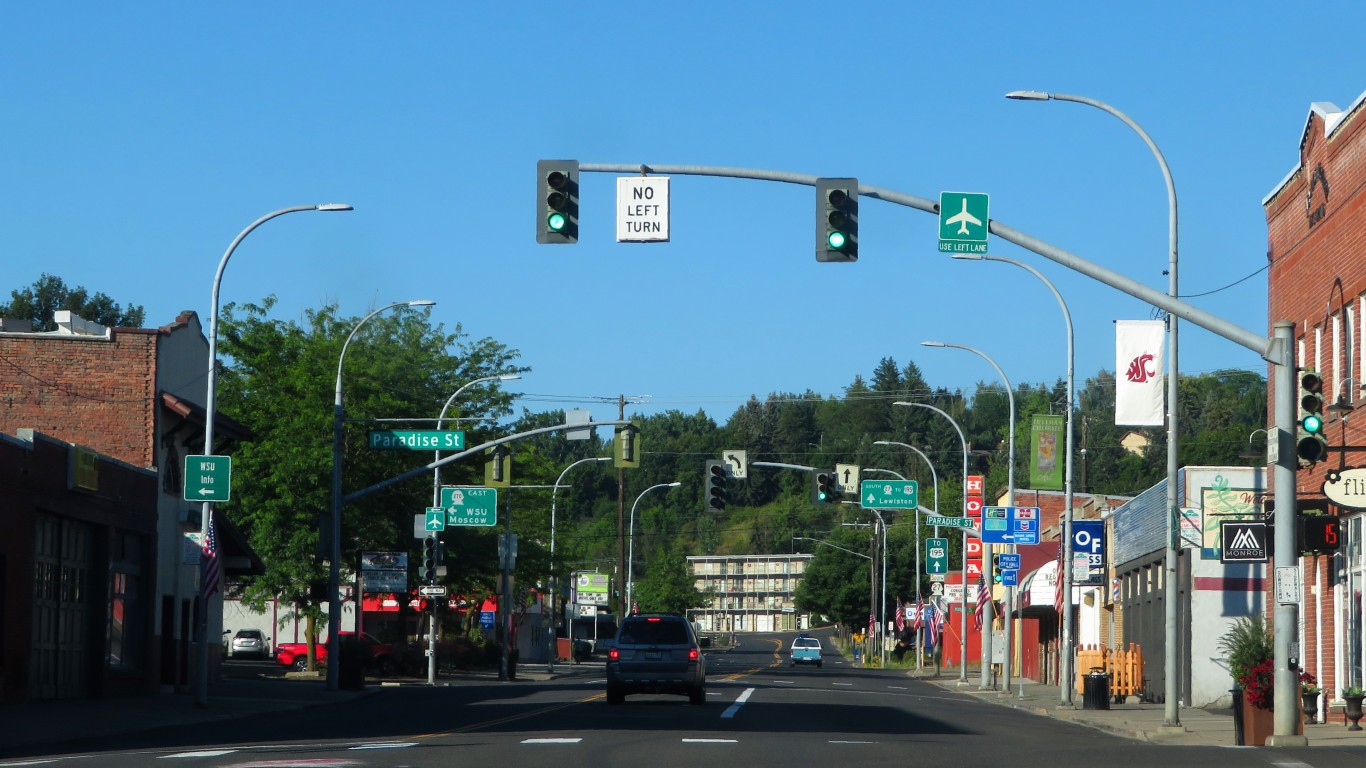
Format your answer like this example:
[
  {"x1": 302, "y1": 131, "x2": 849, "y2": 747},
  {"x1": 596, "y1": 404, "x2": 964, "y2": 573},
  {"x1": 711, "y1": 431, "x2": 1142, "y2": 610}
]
[
  {"x1": 0, "y1": 273, "x2": 144, "y2": 329},
  {"x1": 793, "y1": 531, "x2": 873, "y2": 628},
  {"x1": 632, "y1": 545, "x2": 710, "y2": 615}
]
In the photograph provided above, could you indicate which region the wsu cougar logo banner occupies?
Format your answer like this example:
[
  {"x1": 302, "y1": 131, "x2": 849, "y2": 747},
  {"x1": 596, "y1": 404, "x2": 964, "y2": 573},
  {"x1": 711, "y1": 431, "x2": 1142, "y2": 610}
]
[{"x1": 1115, "y1": 320, "x2": 1166, "y2": 426}]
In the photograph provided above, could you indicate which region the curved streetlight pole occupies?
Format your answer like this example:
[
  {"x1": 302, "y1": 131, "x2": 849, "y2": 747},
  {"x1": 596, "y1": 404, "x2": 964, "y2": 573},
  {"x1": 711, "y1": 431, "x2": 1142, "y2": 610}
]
[
  {"x1": 547, "y1": 456, "x2": 612, "y2": 673},
  {"x1": 426, "y1": 373, "x2": 521, "y2": 685},
  {"x1": 874, "y1": 441, "x2": 939, "y2": 515},
  {"x1": 864, "y1": 467, "x2": 907, "y2": 671},
  {"x1": 626, "y1": 482, "x2": 683, "y2": 614},
  {"x1": 1007, "y1": 89, "x2": 1181, "y2": 728},
  {"x1": 923, "y1": 342, "x2": 1016, "y2": 694},
  {"x1": 328, "y1": 299, "x2": 436, "y2": 691},
  {"x1": 894, "y1": 401, "x2": 973, "y2": 684},
  {"x1": 952, "y1": 253, "x2": 1076, "y2": 705},
  {"x1": 197, "y1": 203, "x2": 352, "y2": 707}
]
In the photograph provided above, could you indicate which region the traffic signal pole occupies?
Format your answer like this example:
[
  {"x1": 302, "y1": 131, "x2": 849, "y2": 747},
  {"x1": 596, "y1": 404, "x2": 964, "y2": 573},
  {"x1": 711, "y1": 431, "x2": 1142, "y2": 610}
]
[{"x1": 571, "y1": 161, "x2": 1297, "y2": 738}]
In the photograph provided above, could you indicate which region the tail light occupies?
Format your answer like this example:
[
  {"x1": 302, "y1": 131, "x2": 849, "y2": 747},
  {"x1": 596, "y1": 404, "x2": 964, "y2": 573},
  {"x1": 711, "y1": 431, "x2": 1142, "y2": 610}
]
[
  {"x1": 688, "y1": 647, "x2": 700, "y2": 662},
  {"x1": 609, "y1": 647, "x2": 620, "y2": 662}
]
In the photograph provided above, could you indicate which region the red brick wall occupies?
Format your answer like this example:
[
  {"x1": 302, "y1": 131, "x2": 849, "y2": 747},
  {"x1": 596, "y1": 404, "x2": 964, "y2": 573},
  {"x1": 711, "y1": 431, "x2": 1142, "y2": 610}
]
[
  {"x1": 1265, "y1": 97, "x2": 1366, "y2": 707},
  {"x1": 0, "y1": 328, "x2": 159, "y2": 467}
]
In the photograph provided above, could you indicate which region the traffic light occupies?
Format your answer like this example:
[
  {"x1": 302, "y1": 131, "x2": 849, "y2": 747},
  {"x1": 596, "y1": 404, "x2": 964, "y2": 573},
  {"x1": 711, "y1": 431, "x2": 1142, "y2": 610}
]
[
  {"x1": 1301, "y1": 515, "x2": 1341, "y2": 554},
  {"x1": 536, "y1": 159, "x2": 579, "y2": 244},
  {"x1": 705, "y1": 460, "x2": 728, "y2": 512},
  {"x1": 485, "y1": 446, "x2": 511, "y2": 487},
  {"x1": 992, "y1": 554, "x2": 1003, "y2": 583},
  {"x1": 1297, "y1": 369, "x2": 1328, "y2": 465},
  {"x1": 815, "y1": 177, "x2": 858, "y2": 262},
  {"x1": 615, "y1": 422, "x2": 641, "y2": 469},
  {"x1": 813, "y1": 469, "x2": 836, "y2": 505},
  {"x1": 420, "y1": 535, "x2": 437, "y2": 582}
]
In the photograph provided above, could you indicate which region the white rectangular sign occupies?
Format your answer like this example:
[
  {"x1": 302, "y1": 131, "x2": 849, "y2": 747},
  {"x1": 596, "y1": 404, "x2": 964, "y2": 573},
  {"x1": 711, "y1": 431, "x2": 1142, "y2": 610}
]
[{"x1": 616, "y1": 176, "x2": 670, "y2": 242}]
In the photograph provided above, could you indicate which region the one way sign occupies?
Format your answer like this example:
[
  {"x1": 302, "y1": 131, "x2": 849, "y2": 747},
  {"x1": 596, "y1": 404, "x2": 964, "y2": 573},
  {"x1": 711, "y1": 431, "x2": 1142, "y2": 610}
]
[{"x1": 835, "y1": 463, "x2": 861, "y2": 494}]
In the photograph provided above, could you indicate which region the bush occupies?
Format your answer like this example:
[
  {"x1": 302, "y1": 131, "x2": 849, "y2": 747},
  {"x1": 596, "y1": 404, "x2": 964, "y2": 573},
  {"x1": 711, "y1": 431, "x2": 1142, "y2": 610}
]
[{"x1": 1217, "y1": 615, "x2": 1272, "y2": 685}]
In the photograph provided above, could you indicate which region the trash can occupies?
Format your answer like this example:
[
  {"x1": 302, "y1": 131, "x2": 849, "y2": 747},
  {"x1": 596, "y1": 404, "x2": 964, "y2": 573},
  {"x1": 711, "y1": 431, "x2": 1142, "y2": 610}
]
[{"x1": 1082, "y1": 668, "x2": 1111, "y2": 710}]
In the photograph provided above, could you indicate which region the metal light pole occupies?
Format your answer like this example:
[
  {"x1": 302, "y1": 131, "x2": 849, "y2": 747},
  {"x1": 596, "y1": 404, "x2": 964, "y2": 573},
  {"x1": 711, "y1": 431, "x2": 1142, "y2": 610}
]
[
  {"x1": 548, "y1": 456, "x2": 612, "y2": 673},
  {"x1": 329, "y1": 299, "x2": 436, "y2": 691},
  {"x1": 864, "y1": 468, "x2": 906, "y2": 670},
  {"x1": 1007, "y1": 89, "x2": 1181, "y2": 726},
  {"x1": 626, "y1": 482, "x2": 682, "y2": 613},
  {"x1": 923, "y1": 341, "x2": 1015, "y2": 694},
  {"x1": 427, "y1": 373, "x2": 521, "y2": 684},
  {"x1": 893, "y1": 402, "x2": 972, "y2": 684},
  {"x1": 952, "y1": 253, "x2": 1076, "y2": 705},
  {"x1": 874, "y1": 441, "x2": 939, "y2": 515},
  {"x1": 197, "y1": 203, "x2": 351, "y2": 707}
]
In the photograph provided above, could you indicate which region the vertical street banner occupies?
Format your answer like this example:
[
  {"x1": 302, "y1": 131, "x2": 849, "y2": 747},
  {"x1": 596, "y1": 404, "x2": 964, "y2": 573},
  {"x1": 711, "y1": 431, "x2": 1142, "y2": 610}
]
[
  {"x1": 1115, "y1": 320, "x2": 1166, "y2": 426},
  {"x1": 1029, "y1": 414, "x2": 1063, "y2": 490}
]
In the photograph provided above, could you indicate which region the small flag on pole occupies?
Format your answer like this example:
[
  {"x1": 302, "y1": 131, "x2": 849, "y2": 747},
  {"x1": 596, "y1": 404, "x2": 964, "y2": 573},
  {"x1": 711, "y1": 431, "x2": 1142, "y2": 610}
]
[
  {"x1": 201, "y1": 509, "x2": 221, "y2": 598},
  {"x1": 973, "y1": 574, "x2": 989, "y2": 631}
]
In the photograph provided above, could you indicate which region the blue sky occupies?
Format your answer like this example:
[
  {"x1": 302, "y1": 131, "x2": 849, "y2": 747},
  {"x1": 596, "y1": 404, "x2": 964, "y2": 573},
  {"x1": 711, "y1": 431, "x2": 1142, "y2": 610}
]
[{"x1": 4, "y1": 3, "x2": 1363, "y2": 424}]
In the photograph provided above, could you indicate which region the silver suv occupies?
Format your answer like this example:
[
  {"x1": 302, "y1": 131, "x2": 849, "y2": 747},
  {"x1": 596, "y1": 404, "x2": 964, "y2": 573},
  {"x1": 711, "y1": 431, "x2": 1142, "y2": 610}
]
[
  {"x1": 606, "y1": 614, "x2": 706, "y2": 705},
  {"x1": 230, "y1": 629, "x2": 269, "y2": 659}
]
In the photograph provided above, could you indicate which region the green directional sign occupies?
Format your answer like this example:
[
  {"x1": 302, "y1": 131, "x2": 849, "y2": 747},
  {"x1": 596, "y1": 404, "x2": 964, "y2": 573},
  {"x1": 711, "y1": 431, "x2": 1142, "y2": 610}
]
[
  {"x1": 860, "y1": 479, "x2": 919, "y2": 510},
  {"x1": 441, "y1": 486, "x2": 498, "y2": 527},
  {"x1": 937, "y1": 191, "x2": 989, "y2": 254},
  {"x1": 184, "y1": 454, "x2": 231, "y2": 502},
  {"x1": 926, "y1": 515, "x2": 974, "y2": 529},
  {"x1": 424, "y1": 507, "x2": 447, "y2": 532},
  {"x1": 368, "y1": 430, "x2": 465, "y2": 451},
  {"x1": 926, "y1": 537, "x2": 949, "y2": 575}
]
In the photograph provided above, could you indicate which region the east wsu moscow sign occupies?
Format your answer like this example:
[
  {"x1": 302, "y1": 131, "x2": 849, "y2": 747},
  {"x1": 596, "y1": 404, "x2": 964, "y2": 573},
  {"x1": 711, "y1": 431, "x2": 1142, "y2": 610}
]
[{"x1": 1324, "y1": 467, "x2": 1366, "y2": 510}]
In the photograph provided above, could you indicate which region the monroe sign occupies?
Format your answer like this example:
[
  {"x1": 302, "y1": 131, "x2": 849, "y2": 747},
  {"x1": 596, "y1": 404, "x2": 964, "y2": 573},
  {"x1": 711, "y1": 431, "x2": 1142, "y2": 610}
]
[{"x1": 1324, "y1": 467, "x2": 1366, "y2": 511}]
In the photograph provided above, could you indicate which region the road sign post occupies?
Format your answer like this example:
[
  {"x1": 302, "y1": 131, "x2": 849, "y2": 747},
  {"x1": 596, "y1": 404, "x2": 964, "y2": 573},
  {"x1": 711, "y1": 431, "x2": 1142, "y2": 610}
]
[
  {"x1": 981, "y1": 506, "x2": 1041, "y2": 544},
  {"x1": 184, "y1": 455, "x2": 231, "y2": 502},
  {"x1": 937, "y1": 191, "x2": 990, "y2": 254},
  {"x1": 368, "y1": 430, "x2": 465, "y2": 451},
  {"x1": 441, "y1": 486, "x2": 498, "y2": 527},
  {"x1": 926, "y1": 537, "x2": 949, "y2": 575},
  {"x1": 617, "y1": 176, "x2": 670, "y2": 242}
]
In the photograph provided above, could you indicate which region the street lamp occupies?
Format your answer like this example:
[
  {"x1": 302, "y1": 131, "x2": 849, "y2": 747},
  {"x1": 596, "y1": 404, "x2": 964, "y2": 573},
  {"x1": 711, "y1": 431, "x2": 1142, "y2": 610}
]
[
  {"x1": 197, "y1": 203, "x2": 352, "y2": 706},
  {"x1": 893, "y1": 402, "x2": 973, "y2": 684},
  {"x1": 426, "y1": 373, "x2": 521, "y2": 684},
  {"x1": 922, "y1": 341, "x2": 1016, "y2": 693},
  {"x1": 548, "y1": 456, "x2": 612, "y2": 673},
  {"x1": 626, "y1": 482, "x2": 683, "y2": 613},
  {"x1": 1007, "y1": 89, "x2": 1183, "y2": 729},
  {"x1": 951, "y1": 252, "x2": 1076, "y2": 705},
  {"x1": 328, "y1": 299, "x2": 436, "y2": 691},
  {"x1": 873, "y1": 441, "x2": 939, "y2": 515}
]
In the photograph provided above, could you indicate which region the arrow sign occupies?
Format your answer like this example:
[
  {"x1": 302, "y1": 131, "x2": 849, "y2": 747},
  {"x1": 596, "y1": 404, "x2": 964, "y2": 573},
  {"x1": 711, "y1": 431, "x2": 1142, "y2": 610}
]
[{"x1": 723, "y1": 450, "x2": 747, "y2": 479}]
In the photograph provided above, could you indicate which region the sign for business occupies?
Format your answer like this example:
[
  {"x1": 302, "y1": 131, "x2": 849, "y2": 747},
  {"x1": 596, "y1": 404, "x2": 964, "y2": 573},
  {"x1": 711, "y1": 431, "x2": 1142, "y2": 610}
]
[
  {"x1": 1220, "y1": 521, "x2": 1269, "y2": 563},
  {"x1": 1072, "y1": 519, "x2": 1106, "y2": 585}
]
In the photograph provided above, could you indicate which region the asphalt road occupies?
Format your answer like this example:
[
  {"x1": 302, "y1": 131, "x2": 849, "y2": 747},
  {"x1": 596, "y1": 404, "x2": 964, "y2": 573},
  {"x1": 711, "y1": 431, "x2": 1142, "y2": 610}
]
[{"x1": 13, "y1": 631, "x2": 1366, "y2": 768}]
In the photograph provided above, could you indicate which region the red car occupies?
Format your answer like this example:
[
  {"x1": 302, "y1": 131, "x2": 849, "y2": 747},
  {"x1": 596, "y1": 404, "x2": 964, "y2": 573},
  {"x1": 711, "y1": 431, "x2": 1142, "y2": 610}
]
[{"x1": 275, "y1": 632, "x2": 399, "y2": 675}]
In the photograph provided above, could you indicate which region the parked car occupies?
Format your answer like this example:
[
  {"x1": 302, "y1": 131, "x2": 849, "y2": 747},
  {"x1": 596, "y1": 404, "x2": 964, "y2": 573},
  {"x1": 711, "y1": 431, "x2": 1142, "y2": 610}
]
[
  {"x1": 605, "y1": 614, "x2": 706, "y2": 705},
  {"x1": 789, "y1": 634, "x2": 823, "y2": 667},
  {"x1": 275, "y1": 632, "x2": 398, "y2": 675},
  {"x1": 229, "y1": 628, "x2": 270, "y2": 659}
]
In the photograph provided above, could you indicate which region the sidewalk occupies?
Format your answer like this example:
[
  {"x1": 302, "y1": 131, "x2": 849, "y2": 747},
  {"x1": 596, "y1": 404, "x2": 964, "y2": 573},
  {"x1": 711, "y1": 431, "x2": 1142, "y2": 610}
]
[{"x1": 917, "y1": 670, "x2": 1366, "y2": 747}]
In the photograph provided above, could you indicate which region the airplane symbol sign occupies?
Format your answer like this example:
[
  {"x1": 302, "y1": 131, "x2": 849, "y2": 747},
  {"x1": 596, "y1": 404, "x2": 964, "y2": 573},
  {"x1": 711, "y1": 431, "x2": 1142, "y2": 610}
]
[{"x1": 937, "y1": 191, "x2": 989, "y2": 254}]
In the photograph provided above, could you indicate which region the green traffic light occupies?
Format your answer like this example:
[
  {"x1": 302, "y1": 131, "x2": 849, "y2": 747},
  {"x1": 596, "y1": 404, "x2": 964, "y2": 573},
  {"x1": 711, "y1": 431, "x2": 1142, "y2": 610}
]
[
  {"x1": 547, "y1": 212, "x2": 567, "y2": 232},
  {"x1": 827, "y1": 231, "x2": 847, "y2": 250},
  {"x1": 1303, "y1": 414, "x2": 1324, "y2": 434}
]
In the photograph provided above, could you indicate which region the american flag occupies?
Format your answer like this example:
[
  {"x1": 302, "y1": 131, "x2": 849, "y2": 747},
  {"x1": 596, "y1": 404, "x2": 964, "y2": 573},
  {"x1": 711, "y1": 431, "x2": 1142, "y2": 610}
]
[
  {"x1": 894, "y1": 600, "x2": 906, "y2": 635},
  {"x1": 926, "y1": 599, "x2": 944, "y2": 650},
  {"x1": 912, "y1": 593, "x2": 924, "y2": 631},
  {"x1": 973, "y1": 574, "x2": 989, "y2": 631},
  {"x1": 868, "y1": 612, "x2": 876, "y2": 639},
  {"x1": 1054, "y1": 556, "x2": 1065, "y2": 617},
  {"x1": 201, "y1": 509, "x2": 221, "y2": 598}
]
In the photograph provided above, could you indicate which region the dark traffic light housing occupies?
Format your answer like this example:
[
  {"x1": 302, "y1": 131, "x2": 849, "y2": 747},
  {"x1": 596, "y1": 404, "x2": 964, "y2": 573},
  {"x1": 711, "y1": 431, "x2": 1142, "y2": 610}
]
[
  {"x1": 420, "y1": 535, "x2": 438, "y2": 582},
  {"x1": 813, "y1": 469, "x2": 836, "y2": 505},
  {"x1": 537, "y1": 160, "x2": 579, "y2": 244},
  {"x1": 1297, "y1": 369, "x2": 1327, "y2": 465},
  {"x1": 705, "y1": 460, "x2": 728, "y2": 512},
  {"x1": 992, "y1": 554, "x2": 1003, "y2": 583},
  {"x1": 816, "y1": 178, "x2": 858, "y2": 262}
]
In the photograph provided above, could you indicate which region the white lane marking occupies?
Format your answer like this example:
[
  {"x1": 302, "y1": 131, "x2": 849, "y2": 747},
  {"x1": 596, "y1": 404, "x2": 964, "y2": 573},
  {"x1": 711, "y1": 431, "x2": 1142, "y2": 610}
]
[
  {"x1": 159, "y1": 750, "x2": 238, "y2": 759},
  {"x1": 773, "y1": 680, "x2": 794, "y2": 684},
  {"x1": 830, "y1": 740, "x2": 877, "y2": 744},
  {"x1": 0, "y1": 761, "x2": 62, "y2": 767},
  {"x1": 682, "y1": 738, "x2": 738, "y2": 743},
  {"x1": 887, "y1": 685, "x2": 907, "y2": 690},
  {"x1": 833, "y1": 682, "x2": 853, "y2": 686},
  {"x1": 1268, "y1": 763, "x2": 1312, "y2": 768},
  {"x1": 523, "y1": 738, "x2": 583, "y2": 744},
  {"x1": 721, "y1": 686, "x2": 756, "y2": 719},
  {"x1": 349, "y1": 742, "x2": 418, "y2": 750}
]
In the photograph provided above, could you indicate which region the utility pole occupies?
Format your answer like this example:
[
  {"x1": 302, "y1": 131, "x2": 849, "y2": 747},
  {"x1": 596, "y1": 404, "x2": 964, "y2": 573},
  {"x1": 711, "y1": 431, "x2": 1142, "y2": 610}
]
[{"x1": 616, "y1": 394, "x2": 626, "y2": 619}]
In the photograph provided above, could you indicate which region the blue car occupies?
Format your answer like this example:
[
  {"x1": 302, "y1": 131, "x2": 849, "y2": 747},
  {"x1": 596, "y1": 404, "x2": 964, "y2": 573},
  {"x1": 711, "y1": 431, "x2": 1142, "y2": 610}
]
[{"x1": 790, "y1": 635, "x2": 823, "y2": 667}]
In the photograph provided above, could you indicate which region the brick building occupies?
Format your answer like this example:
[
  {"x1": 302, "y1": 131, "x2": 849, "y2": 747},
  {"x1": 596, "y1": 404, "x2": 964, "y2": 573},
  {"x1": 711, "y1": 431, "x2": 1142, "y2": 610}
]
[
  {"x1": 0, "y1": 310, "x2": 256, "y2": 700},
  {"x1": 1264, "y1": 88, "x2": 1366, "y2": 717}
]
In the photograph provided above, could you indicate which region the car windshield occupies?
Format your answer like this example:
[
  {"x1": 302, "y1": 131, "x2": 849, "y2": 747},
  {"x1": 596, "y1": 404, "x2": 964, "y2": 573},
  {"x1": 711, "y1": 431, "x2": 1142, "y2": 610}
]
[
  {"x1": 794, "y1": 638, "x2": 819, "y2": 648},
  {"x1": 618, "y1": 620, "x2": 690, "y2": 645}
]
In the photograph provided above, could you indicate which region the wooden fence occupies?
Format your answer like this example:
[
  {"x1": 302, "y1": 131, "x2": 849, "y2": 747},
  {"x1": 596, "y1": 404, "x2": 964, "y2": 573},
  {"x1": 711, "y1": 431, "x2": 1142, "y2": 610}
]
[{"x1": 1074, "y1": 643, "x2": 1144, "y2": 700}]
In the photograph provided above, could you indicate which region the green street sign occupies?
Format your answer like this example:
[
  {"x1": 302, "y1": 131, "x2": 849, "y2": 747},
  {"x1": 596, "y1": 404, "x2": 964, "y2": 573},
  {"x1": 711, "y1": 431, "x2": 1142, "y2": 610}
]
[
  {"x1": 860, "y1": 478, "x2": 919, "y2": 510},
  {"x1": 926, "y1": 515, "x2": 974, "y2": 529},
  {"x1": 368, "y1": 430, "x2": 465, "y2": 451},
  {"x1": 926, "y1": 537, "x2": 949, "y2": 575},
  {"x1": 441, "y1": 486, "x2": 498, "y2": 527},
  {"x1": 184, "y1": 454, "x2": 231, "y2": 502},
  {"x1": 937, "y1": 191, "x2": 989, "y2": 254},
  {"x1": 424, "y1": 507, "x2": 447, "y2": 532}
]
